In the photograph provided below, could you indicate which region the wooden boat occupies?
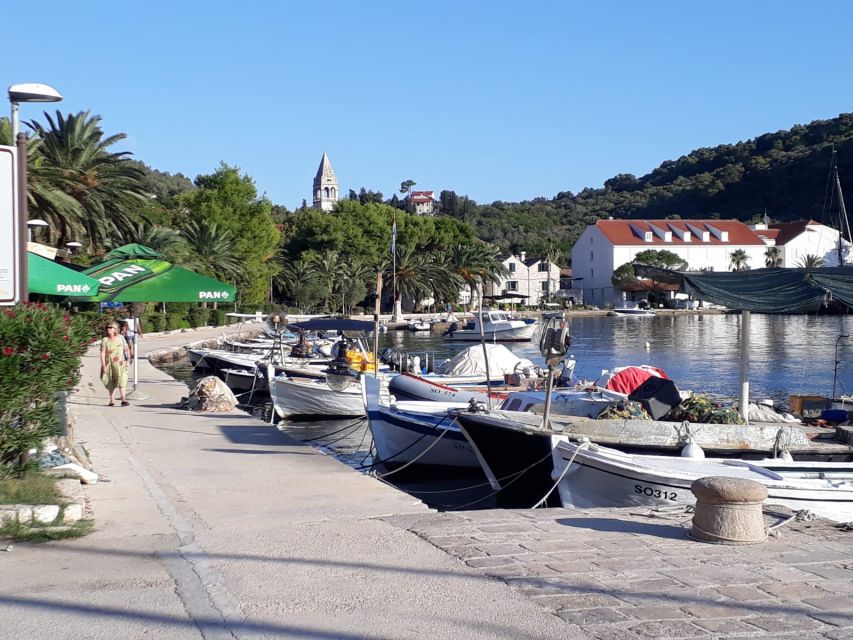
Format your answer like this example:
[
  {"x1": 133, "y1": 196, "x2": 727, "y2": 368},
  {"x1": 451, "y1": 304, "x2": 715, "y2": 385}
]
[
  {"x1": 363, "y1": 374, "x2": 480, "y2": 470},
  {"x1": 551, "y1": 438, "x2": 853, "y2": 523}
]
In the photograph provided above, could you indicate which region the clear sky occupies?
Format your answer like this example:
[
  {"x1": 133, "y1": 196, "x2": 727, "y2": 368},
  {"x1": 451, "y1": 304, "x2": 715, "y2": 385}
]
[{"x1": 7, "y1": 1, "x2": 853, "y2": 209}]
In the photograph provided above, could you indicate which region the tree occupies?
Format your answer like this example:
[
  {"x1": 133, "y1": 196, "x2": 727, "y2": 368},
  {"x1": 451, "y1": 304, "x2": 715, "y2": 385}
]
[
  {"x1": 123, "y1": 222, "x2": 187, "y2": 264},
  {"x1": 796, "y1": 253, "x2": 825, "y2": 268},
  {"x1": 275, "y1": 259, "x2": 323, "y2": 311},
  {"x1": 24, "y1": 110, "x2": 149, "y2": 248},
  {"x1": 764, "y1": 246, "x2": 782, "y2": 268},
  {"x1": 399, "y1": 179, "x2": 416, "y2": 213},
  {"x1": 178, "y1": 164, "x2": 280, "y2": 303},
  {"x1": 729, "y1": 249, "x2": 750, "y2": 271},
  {"x1": 310, "y1": 250, "x2": 345, "y2": 311},
  {"x1": 633, "y1": 249, "x2": 688, "y2": 271},
  {"x1": 612, "y1": 263, "x2": 639, "y2": 289},
  {"x1": 181, "y1": 219, "x2": 245, "y2": 283}
]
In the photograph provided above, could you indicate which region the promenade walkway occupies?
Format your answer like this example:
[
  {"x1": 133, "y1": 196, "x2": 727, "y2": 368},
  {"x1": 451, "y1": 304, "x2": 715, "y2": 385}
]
[
  {"x1": 2, "y1": 326, "x2": 852, "y2": 639},
  {"x1": 0, "y1": 326, "x2": 572, "y2": 640}
]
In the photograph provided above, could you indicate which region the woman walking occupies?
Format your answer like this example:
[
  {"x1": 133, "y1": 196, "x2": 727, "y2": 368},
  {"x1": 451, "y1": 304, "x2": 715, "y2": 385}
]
[{"x1": 100, "y1": 322, "x2": 130, "y2": 406}]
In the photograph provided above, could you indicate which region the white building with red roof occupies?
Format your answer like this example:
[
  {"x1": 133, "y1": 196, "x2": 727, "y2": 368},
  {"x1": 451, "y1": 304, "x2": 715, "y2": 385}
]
[
  {"x1": 484, "y1": 251, "x2": 562, "y2": 306},
  {"x1": 572, "y1": 219, "x2": 769, "y2": 306},
  {"x1": 410, "y1": 191, "x2": 436, "y2": 215},
  {"x1": 754, "y1": 220, "x2": 852, "y2": 267}
]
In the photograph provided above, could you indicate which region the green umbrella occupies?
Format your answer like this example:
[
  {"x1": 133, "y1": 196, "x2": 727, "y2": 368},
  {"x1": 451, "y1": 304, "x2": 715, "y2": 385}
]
[
  {"x1": 28, "y1": 252, "x2": 101, "y2": 297},
  {"x1": 81, "y1": 244, "x2": 237, "y2": 302}
]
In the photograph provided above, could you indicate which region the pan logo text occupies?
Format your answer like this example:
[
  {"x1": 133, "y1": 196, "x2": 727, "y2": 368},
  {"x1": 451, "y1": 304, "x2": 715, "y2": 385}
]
[
  {"x1": 98, "y1": 265, "x2": 147, "y2": 286},
  {"x1": 199, "y1": 291, "x2": 231, "y2": 300},
  {"x1": 56, "y1": 284, "x2": 92, "y2": 293}
]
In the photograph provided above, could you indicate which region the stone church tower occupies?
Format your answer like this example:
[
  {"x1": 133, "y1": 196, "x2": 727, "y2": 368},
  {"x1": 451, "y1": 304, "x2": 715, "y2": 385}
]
[{"x1": 313, "y1": 152, "x2": 339, "y2": 212}]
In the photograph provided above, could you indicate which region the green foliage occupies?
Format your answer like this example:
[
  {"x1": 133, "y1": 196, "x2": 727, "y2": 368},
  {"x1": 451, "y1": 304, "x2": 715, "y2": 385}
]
[
  {"x1": 186, "y1": 306, "x2": 209, "y2": 328},
  {"x1": 729, "y1": 249, "x2": 751, "y2": 271},
  {"x1": 147, "y1": 313, "x2": 165, "y2": 332},
  {"x1": 797, "y1": 253, "x2": 826, "y2": 268},
  {"x1": 178, "y1": 164, "x2": 280, "y2": 304},
  {"x1": 633, "y1": 249, "x2": 689, "y2": 270},
  {"x1": 0, "y1": 471, "x2": 61, "y2": 505},
  {"x1": 1, "y1": 518, "x2": 93, "y2": 542},
  {"x1": 208, "y1": 308, "x2": 227, "y2": 326},
  {"x1": 0, "y1": 304, "x2": 92, "y2": 476},
  {"x1": 765, "y1": 246, "x2": 783, "y2": 268},
  {"x1": 611, "y1": 263, "x2": 638, "y2": 288}
]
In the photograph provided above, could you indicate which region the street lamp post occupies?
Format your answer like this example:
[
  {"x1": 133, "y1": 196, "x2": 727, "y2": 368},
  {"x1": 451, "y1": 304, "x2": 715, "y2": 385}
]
[{"x1": 8, "y1": 83, "x2": 63, "y2": 303}]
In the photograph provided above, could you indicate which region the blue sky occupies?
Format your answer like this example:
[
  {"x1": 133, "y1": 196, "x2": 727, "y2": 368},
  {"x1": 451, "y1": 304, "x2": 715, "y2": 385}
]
[{"x1": 7, "y1": 1, "x2": 853, "y2": 209}]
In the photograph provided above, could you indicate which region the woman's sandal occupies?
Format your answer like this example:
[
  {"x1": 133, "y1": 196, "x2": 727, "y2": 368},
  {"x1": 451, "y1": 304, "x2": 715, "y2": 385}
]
[
  {"x1": 108, "y1": 401, "x2": 115, "y2": 407},
  {"x1": 121, "y1": 401, "x2": 130, "y2": 407}
]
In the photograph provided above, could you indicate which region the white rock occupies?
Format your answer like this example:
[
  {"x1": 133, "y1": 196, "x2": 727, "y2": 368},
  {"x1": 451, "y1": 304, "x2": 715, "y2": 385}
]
[
  {"x1": 62, "y1": 503, "x2": 84, "y2": 523},
  {"x1": 0, "y1": 509, "x2": 17, "y2": 525},
  {"x1": 32, "y1": 505, "x2": 60, "y2": 524},
  {"x1": 14, "y1": 506, "x2": 32, "y2": 523}
]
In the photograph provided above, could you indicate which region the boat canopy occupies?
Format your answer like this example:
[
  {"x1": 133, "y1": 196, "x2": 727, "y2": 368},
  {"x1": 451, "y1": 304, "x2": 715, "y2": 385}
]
[
  {"x1": 436, "y1": 344, "x2": 536, "y2": 377},
  {"x1": 634, "y1": 265, "x2": 853, "y2": 313},
  {"x1": 287, "y1": 318, "x2": 375, "y2": 333}
]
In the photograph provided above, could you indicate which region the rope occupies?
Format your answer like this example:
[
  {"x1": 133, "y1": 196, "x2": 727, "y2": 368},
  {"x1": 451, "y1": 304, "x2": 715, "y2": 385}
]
[
  {"x1": 302, "y1": 417, "x2": 366, "y2": 443},
  {"x1": 375, "y1": 418, "x2": 459, "y2": 479},
  {"x1": 530, "y1": 441, "x2": 590, "y2": 509},
  {"x1": 433, "y1": 449, "x2": 556, "y2": 510}
]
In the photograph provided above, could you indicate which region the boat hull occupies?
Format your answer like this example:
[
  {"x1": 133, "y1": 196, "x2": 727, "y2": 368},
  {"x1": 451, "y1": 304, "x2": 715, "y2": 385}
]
[
  {"x1": 270, "y1": 377, "x2": 365, "y2": 419},
  {"x1": 552, "y1": 439, "x2": 853, "y2": 523},
  {"x1": 448, "y1": 323, "x2": 537, "y2": 342}
]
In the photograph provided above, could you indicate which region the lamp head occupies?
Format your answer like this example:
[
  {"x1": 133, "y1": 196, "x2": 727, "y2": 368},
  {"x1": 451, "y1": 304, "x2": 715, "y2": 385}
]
[
  {"x1": 8, "y1": 83, "x2": 63, "y2": 104},
  {"x1": 27, "y1": 219, "x2": 49, "y2": 228},
  {"x1": 65, "y1": 241, "x2": 83, "y2": 248}
]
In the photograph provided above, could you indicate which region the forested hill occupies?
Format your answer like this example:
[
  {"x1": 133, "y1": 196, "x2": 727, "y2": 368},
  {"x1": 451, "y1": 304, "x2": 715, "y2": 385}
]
[{"x1": 440, "y1": 113, "x2": 853, "y2": 260}]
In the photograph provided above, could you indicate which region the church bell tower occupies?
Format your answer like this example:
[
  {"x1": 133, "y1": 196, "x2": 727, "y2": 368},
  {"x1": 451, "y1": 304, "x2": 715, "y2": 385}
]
[{"x1": 313, "y1": 152, "x2": 339, "y2": 212}]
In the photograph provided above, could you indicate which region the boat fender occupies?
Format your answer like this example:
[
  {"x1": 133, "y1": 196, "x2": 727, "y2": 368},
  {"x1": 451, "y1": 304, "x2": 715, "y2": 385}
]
[
  {"x1": 776, "y1": 449, "x2": 794, "y2": 462},
  {"x1": 680, "y1": 439, "x2": 706, "y2": 459}
]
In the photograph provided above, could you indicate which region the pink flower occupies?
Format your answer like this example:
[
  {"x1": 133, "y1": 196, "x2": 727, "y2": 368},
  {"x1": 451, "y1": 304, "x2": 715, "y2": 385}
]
[
  {"x1": 40, "y1": 353, "x2": 50, "y2": 360},
  {"x1": 1, "y1": 347, "x2": 14, "y2": 356}
]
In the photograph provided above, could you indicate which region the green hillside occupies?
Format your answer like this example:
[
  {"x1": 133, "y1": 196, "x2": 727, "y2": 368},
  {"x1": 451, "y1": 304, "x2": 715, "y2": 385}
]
[{"x1": 440, "y1": 113, "x2": 853, "y2": 263}]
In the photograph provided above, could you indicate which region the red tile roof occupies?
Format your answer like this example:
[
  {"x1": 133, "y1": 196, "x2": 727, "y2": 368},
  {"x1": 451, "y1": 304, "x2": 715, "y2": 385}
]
[
  {"x1": 411, "y1": 191, "x2": 435, "y2": 203},
  {"x1": 769, "y1": 220, "x2": 819, "y2": 245},
  {"x1": 595, "y1": 219, "x2": 766, "y2": 246}
]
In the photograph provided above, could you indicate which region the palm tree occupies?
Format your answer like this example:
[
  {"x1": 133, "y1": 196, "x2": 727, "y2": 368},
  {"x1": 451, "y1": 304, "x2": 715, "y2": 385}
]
[
  {"x1": 181, "y1": 219, "x2": 244, "y2": 282},
  {"x1": 275, "y1": 258, "x2": 319, "y2": 311},
  {"x1": 310, "y1": 250, "x2": 345, "y2": 311},
  {"x1": 122, "y1": 222, "x2": 187, "y2": 263},
  {"x1": 384, "y1": 245, "x2": 460, "y2": 313},
  {"x1": 764, "y1": 246, "x2": 782, "y2": 268},
  {"x1": 729, "y1": 249, "x2": 750, "y2": 272},
  {"x1": 25, "y1": 111, "x2": 150, "y2": 247},
  {"x1": 796, "y1": 253, "x2": 825, "y2": 268},
  {"x1": 336, "y1": 256, "x2": 374, "y2": 314},
  {"x1": 445, "y1": 243, "x2": 508, "y2": 311}
]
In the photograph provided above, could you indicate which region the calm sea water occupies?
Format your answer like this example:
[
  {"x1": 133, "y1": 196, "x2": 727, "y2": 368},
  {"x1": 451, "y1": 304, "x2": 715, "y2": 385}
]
[{"x1": 158, "y1": 313, "x2": 852, "y2": 509}]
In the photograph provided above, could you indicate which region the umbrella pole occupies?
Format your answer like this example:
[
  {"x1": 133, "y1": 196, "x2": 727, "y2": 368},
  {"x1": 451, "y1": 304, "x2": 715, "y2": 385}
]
[
  {"x1": 739, "y1": 310, "x2": 750, "y2": 425},
  {"x1": 126, "y1": 332, "x2": 150, "y2": 400}
]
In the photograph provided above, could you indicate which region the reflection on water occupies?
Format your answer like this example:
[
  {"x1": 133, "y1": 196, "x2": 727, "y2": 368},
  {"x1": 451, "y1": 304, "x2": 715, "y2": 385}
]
[{"x1": 157, "y1": 313, "x2": 852, "y2": 509}]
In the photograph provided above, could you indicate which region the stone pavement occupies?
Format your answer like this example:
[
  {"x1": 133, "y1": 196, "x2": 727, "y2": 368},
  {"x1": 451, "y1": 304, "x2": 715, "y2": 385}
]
[{"x1": 381, "y1": 506, "x2": 853, "y2": 639}]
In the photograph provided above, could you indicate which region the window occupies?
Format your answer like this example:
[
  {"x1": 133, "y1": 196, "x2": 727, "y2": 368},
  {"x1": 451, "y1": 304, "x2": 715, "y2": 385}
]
[
  {"x1": 541, "y1": 281, "x2": 549, "y2": 292},
  {"x1": 590, "y1": 250, "x2": 594, "y2": 261},
  {"x1": 324, "y1": 187, "x2": 330, "y2": 198},
  {"x1": 590, "y1": 268, "x2": 594, "y2": 278},
  {"x1": 538, "y1": 262, "x2": 549, "y2": 272},
  {"x1": 508, "y1": 262, "x2": 516, "y2": 273},
  {"x1": 506, "y1": 281, "x2": 518, "y2": 291}
]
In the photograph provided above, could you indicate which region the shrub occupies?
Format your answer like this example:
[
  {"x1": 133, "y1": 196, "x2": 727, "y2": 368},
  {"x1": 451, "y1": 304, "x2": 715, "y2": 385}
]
[
  {"x1": 208, "y1": 308, "x2": 227, "y2": 326},
  {"x1": 0, "y1": 303, "x2": 92, "y2": 477},
  {"x1": 187, "y1": 306, "x2": 209, "y2": 328},
  {"x1": 147, "y1": 313, "x2": 165, "y2": 332},
  {"x1": 165, "y1": 313, "x2": 184, "y2": 331}
]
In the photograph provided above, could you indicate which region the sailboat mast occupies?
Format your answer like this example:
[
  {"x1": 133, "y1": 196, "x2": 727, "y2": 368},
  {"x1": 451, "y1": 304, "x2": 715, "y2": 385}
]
[{"x1": 834, "y1": 163, "x2": 852, "y2": 265}]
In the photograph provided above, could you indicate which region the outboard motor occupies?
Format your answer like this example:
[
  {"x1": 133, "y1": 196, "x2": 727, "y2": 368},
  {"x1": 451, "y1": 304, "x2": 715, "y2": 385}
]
[
  {"x1": 325, "y1": 337, "x2": 359, "y2": 391},
  {"x1": 290, "y1": 330, "x2": 312, "y2": 359}
]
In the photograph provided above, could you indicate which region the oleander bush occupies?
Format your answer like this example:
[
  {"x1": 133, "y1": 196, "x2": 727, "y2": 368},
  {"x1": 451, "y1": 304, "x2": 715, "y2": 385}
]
[{"x1": 0, "y1": 303, "x2": 93, "y2": 477}]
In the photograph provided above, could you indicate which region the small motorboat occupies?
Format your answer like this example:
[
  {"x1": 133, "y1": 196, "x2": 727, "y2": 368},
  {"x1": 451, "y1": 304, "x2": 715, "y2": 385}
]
[
  {"x1": 363, "y1": 374, "x2": 480, "y2": 470},
  {"x1": 610, "y1": 307, "x2": 656, "y2": 317},
  {"x1": 405, "y1": 320, "x2": 432, "y2": 332},
  {"x1": 551, "y1": 438, "x2": 853, "y2": 523},
  {"x1": 443, "y1": 310, "x2": 537, "y2": 342}
]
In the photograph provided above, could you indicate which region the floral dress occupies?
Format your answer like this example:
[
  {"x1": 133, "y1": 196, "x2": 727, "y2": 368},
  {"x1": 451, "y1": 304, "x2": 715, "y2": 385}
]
[{"x1": 100, "y1": 336, "x2": 129, "y2": 392}]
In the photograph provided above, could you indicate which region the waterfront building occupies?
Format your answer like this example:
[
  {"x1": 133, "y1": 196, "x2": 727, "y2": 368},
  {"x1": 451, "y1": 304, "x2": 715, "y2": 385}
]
[
  {"x1": 313, "y1": 152, "x2": 339, "y2": 212},
  {"x1": 485, "y1": 251, "x2": 562, "y2": 307},
  {"x1": 572, "y1": 218, "x2": 852, "y2": 307},
  {"x1": 752, "y1": 220, "x2": 852, "y2": 267},
  {"x1": 572, "y1": 219, "x2": 767, "y2": 307}
]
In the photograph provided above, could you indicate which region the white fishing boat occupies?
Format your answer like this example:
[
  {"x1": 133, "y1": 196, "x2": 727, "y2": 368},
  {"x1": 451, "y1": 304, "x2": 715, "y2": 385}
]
[
  {"x1": 551, "y1": 438, "x2": 853, "y2": 523},
  {"x1": 444, "y1": 310, "x2": 537, "y2": 342},
  {"x1": 270, "y1": 375, "x2": 367, "y2": 419},
  {"x1": 363, "y1": 374, "x2": 480, "y2": 470}
]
